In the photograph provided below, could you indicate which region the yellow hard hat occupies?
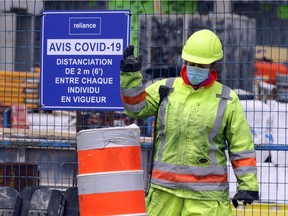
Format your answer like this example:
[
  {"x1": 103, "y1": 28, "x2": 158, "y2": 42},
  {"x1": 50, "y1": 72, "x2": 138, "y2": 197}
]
[{"x1": 182, "y1": 29, "x2": 223, "y2": 64}]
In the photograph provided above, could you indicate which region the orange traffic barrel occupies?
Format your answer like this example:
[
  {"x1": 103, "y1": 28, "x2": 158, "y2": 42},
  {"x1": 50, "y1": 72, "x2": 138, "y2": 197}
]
[
  {"x1": 76, "y1": 124, "x2": 147, "y2": 216},
  {"x1": 255, "y1": 60, "x2": 288, "y2": 85}
]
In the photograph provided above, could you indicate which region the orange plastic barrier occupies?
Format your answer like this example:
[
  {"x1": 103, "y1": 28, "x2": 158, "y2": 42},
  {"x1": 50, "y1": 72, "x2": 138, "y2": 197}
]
[
  {"x1": 77, "y1": 145, "x2": 142, "y2": 174},
  {"x1": 255, "y1": 60, "x2": 288, "y2": 85},
  {"x1": 76, "y1": 124, "x2": 147, "y2": 216}
]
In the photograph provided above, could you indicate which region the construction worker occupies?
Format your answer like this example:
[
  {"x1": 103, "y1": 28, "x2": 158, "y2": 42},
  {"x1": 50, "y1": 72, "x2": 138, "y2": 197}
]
[{"x1": 120, "y1": 29, "x2": 259, "y2": 216}]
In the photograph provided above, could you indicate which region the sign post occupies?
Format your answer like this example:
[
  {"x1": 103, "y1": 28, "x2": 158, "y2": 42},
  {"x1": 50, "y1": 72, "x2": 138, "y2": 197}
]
[{"x1": 40, "y1": 10, "x2": 130, "y2": 111}]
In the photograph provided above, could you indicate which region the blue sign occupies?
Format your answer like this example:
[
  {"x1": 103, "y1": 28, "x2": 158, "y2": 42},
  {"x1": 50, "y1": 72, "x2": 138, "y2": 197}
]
[{"x1": 40, "y1": 10, "x2": 130, "y2": 110}]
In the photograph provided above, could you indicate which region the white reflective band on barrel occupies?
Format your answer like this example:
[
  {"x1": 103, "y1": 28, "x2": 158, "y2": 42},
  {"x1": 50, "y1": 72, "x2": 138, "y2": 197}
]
[
  {"x1": 77, "y1": 170, "x2": 145, "y2": 195},
  {"x1": 76, "y1": 124, "x2": 140, "y2": 150}
]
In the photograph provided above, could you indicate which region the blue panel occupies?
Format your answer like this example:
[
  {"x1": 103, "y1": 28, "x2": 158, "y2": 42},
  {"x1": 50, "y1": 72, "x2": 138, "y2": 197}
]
[{"x1": 40, "y1": 10, "x2": 130, "y2": 110}]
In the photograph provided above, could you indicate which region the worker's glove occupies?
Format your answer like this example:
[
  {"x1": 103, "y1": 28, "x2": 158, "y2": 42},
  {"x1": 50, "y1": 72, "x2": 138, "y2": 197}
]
[
  {"x1": 232, "y1": 190, "x2": 259, "y2": 208},
  {"x1": 120, "y1": 45, "x2": 142, "y2": 72}
]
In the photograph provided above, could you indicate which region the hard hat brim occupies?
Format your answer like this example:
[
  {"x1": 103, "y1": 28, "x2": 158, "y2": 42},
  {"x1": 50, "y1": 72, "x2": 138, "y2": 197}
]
[{"x1": 182, "y1": 51, "x2": 223, "y2": 64}]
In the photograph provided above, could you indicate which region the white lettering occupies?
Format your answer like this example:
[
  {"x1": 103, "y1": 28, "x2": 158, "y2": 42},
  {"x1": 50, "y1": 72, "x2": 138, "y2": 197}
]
[
  {"x1": 81, "y1": 77, "x2": 113, "y2": 84},
  {"x1": 61, "y1": 96, "x2": 71, "y2": 102},
  {"x1": 73, "y1": 23, "x2": 96, "y2": 29},
  {"x1": 67, "y1": 86, "x2": 100, "y2": 94},
  {"x1": 47, "y1": 39, "x2": 122, "y2": 55},
  {"x1": 48, "y1": 42, "x2": 71, "y2": 52},
  {"x1": 55, "y1": 77, "x2": 79, "y2": 84},
  {"x1": 75, "y1": 42, "x2": 106, "y2": 52},
  {"x1": 56, "y1": 58, "x2": 112, "y2": 66},
  {"x1": 73, "y1": 96, "x2": 106, "y2": 103}
]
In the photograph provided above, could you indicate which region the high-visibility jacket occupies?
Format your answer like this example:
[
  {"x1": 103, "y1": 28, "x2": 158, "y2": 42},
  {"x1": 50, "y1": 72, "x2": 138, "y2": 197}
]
[{"x1": 120, "y1": 71, "x2": 259, "y2": 201}]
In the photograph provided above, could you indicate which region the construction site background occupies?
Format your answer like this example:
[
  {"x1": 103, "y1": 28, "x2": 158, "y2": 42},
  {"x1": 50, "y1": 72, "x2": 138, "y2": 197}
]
[{"x1": 0, "y1": 0, "x2": 288, "y2": 215}]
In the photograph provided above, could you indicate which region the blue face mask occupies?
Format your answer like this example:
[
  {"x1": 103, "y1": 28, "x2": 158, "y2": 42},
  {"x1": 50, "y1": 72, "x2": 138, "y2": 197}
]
[{"x1": 186, "y1": 65, "x2": 210, "y2": 85}]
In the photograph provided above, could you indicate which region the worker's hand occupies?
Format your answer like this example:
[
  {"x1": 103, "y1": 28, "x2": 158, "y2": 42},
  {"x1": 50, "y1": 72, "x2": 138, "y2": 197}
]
[
  {"x1": 232, "y1": 190, "x2": 259, "y2": 208},
  {"x1": 120, "y1": 45, "x2": 142, "y2": 72}
]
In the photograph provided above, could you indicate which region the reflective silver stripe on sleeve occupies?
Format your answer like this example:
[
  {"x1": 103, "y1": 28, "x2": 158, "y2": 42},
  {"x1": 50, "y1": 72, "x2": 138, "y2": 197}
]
[
  {"x1": 77, "y1": 170, "x2": 144, "y2": 195},
  {"x1": 151, "y1": 178, "x2": 229, "y2": 191},
  {"x1": 124, "y1": 100, "x2": 146, "y2": 113},
  {"x1": 234, "y1": 166, "x2": 258, "y2": 176},
  {"x1": 208, "y1": 85, "x2": 232, "y2": 165},
  {"x1": 121, "y1": 84, "x2": 145, "y2": 97},
  {"x1": 229, "y1": 150, "x2": 256, "y2": 160}
]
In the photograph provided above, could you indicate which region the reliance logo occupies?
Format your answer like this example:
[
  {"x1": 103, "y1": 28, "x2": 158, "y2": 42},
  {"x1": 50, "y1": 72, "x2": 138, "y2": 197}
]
[
  {"x1": 73, "y1": 22, "x2": 97, "y2": 29},
  {"x1": 69, "y1": 17, "x2": 101, "y2": 35}
]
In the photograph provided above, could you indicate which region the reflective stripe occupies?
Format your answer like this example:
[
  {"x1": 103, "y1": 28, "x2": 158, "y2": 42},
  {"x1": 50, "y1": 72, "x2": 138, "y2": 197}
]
[
  {"x1": 158, "y1": 98, "x2": 168, "y2": 161},
  {"x1": 121, "y1": 84, "x2": 145, "y2": 97},
  {"x1": 165, "y1": 77, "x2": 176, "y2": 89},
  {"x1": 229, "y1": 150, "x2": 256, "y2": 160},
  {"x1": 152, "y1": 169, "x2": 228, "y2": 183},
  {"x1": 77, "y1": 170, "x2": 144, "y2": 195},
  {"x1": 154, "y1": 161, "x2": 227, "y2": 175},
  {"x1": 157, "y1": 78, "x2": 175, "y2": 161},
  {"x1": 209, "y1": 85, "x2": 232, "y2": 165},
  {"x1": 124, "y1": 100, "x2": 146, "y2": 113},
  {"x1": 121, "y1": 80, "x2": 146, "y2": 112},
  {"x1": 121, "y1": 91, "x2": 146, "y2": 105},
  {"x1": 152, "y1": 178, "x2": 229, "y2": 191},
  {"x1": 230, "y1": 151, "x2": 257, "y2": 175},
  {"x1": 231, "y1": 157, "x2": 257, "y2": 169},
  {"x1": 77, "y1": 126, "x2": 140, "y2": 150},
  {"x1": 234, "y1": 166, "x2": 258, "y2": 176}
]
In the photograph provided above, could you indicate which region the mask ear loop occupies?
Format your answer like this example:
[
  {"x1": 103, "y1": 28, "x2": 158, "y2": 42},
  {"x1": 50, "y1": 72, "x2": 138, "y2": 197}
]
[{"x1": 210, "y1": 62, "x2": 216, "y2": 69}]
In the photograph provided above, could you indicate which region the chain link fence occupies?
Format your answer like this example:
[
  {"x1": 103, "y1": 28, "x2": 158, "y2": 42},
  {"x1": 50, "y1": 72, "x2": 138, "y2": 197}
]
[{"x1": 0, "y1": 0, "x2": 287, "y2": 215}]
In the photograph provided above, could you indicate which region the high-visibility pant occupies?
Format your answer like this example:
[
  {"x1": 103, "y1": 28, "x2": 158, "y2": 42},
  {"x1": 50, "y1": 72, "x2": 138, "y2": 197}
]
[{"x1": 145, "y1": 187, "x2": 232, "y2": 216}]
